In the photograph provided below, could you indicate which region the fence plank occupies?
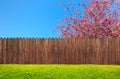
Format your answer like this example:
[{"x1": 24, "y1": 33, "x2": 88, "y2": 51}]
[{"x1": 0, "y1": 38, "x2": 2, "y2": 63}]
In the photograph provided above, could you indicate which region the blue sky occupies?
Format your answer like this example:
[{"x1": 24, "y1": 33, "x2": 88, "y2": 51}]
[
  {"x1": 0, "y1": 0, "x2": 118, "y2": 38},
  {"x1": 0, "y1": 0, "x2": 76, "y2": 38}
]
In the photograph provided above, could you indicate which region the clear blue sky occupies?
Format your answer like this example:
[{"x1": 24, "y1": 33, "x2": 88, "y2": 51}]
[{"x1": 0, "y1": 0, "x2": 77, "y2": 38}]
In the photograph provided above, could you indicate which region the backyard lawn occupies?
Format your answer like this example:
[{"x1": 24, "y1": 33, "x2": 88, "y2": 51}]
[{"x1": 0, "y1": 64, "x2": 120, "y2": 79}]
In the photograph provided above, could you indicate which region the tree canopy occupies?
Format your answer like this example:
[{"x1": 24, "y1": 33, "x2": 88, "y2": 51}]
[{"x1": 55, "y1": 0, "x2": 120, "y2": 38}]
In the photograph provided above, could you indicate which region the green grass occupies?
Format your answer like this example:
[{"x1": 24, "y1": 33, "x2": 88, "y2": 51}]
[{"x1": 0, "y1": 64, "x2": 120, "y2": 79}]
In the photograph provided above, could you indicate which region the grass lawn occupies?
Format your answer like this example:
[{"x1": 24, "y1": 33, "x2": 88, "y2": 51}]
[{"x1": 0, "y1": 64, "x2": 120, "y2": 79}]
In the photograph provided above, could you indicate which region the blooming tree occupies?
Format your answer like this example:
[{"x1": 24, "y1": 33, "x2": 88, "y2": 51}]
[{"x1": 54, "y1": 0, "x2": 120, "y2": 38}]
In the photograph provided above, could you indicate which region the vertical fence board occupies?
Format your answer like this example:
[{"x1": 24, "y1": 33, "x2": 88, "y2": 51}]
[
  {"x1": 29, "y1": 38, "x2": 32, "y2": 64},
  {"x1": 118, "y1": 38, "x2": 120, "y2": 64},
  {"x1": 24, "y1": 38, "x2": 28, "y2": 63},
  {"x1": 58, "y1": 38, "x2": 62, "y2": 64},
  {"x1": 38, "y1": 38, "x2": 43, "y2": 64},
  {"x1": 0, "y1": 38, "x2": 2, "y2": 63},
  {"x1": 114, "y1": 38, "x2": 117, "y2": 64},
  {"x1": 22, "y1": 38, "x2": 25, "y2": 64},
  {"x1": 6, "y1": 38, "x2": 11, "y2": 63},
  {"x1": 35, "y1": 38, "x2": 39, "y2": 64},
  {"x1": 32, "y1": 39, "x2": 34, "y2": 64},
  {"x1": 41, "y1": 38, "x2": 45, "y2": 64},
  {"x1": 111, "y1": 38, "x2": 115, "y2": 64},
  {"x1": 108, "y1": 38, "x2": 112, "y2": 64},
  {"x1": 19, "y1": 38, "x2": 23, "y2": 64},
  {"x1": 12, "y1": 38, "x2": 18, "y2": 63}
]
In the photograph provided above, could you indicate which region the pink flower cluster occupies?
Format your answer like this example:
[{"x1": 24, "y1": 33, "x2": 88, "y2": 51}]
[{"x1": 55, "y1": 0, "x2": 120, "y2": 38}]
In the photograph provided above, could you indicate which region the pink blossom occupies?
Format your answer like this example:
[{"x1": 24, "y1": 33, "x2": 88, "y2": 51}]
[{"x1": 55, "y1": 0, "x2": 120, "y2": 38}]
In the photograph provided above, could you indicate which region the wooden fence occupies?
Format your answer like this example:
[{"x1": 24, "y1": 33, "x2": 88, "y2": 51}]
[{"x1": 0, "y1": 38, "x2": 120, "y2": 64}]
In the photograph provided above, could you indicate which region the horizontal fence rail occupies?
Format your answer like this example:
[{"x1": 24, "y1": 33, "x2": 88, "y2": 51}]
[{"x1": 0, "y1": 38, "x2": 120, "y2": 64}]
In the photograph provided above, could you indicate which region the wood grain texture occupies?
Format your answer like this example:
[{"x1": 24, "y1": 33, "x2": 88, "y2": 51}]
[{"x1": 0, "y1": 38, "x2": 120, "y2": 64}]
